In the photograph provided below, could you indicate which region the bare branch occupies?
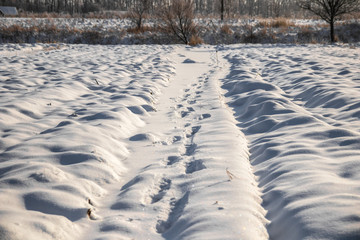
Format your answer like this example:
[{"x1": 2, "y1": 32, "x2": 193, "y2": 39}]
[
  {"x1": 297, "y1": 0, "x2": 360, "y2": 42},
  {"x1": 161, "y1": 0, "x2": 196, "y2": 45}
]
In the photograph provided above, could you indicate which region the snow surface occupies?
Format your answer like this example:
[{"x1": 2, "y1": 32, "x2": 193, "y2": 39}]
[{"x1": 0, "y1": 44, "x2": 359, "y2": 240}]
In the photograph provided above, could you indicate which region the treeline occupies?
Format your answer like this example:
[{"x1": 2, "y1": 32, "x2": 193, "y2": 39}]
[{"x1": 1, "y1": 0, "x2": 301, "y2": 18}]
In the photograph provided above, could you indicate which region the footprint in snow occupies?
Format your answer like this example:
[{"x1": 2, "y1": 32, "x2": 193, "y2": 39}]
[
  {"x1": 166, "y1": 156, "x2": 181, "y2": 165},
  {"x1": 149, "y1": 178, "x2": 172, "y2": 204},
  {"x1": 186, "y1": 160, "x2": 206, "y2": 174}
]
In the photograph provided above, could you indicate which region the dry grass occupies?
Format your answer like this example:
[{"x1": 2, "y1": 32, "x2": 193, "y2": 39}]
[
  {"x1": 189, "y1": 34, "x2": 204, "y2": 45},
  {"x1": 0, "y1": 23, "x2": 125, "y2": 44},
  {"x1": 87, "y1": 208, "x2": 92, "y2": 218},
  {"x1": 220, "y1": 24, "x2": 232, "y2": 35},
  {"x1": 226, "y1": 168, "x2": 236, "y2": 181},
  {"x1": 43, "y1": 45, "x2": 62, "y2": 51},
  {"x1": 257, "y1": 19, "x2": 270, "y2": 28},
  {"x1": 272, "y1": 18, "x2": 294, "y2": 28},
  {"x1": 19, "y1": 11, "x2": 72, "y2": 18},
  {"x1": 258, "y1": 18, "x2": 295, "y2": 29}
]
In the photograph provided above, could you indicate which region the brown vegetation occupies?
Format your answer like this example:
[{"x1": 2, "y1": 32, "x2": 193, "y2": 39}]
[
  {"x1": 189, "y1": 34, "x2": 204, "y2": 45},
  {"x1": 258, "y1": 18, "x2": 295, "y2": 28},
  {"x1": 220, "y1": 24, "x2": 233, "y2": 35}
]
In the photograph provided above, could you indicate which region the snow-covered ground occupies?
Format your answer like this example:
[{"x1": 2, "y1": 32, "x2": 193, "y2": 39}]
[{"x1": 0, "y1": 44, "x2": 359, "y2": 240}]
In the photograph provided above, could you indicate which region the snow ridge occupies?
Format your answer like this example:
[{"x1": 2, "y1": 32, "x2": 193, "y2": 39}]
[{"x1": 221, "y1": 45, "x2": 360, "y2": 240}]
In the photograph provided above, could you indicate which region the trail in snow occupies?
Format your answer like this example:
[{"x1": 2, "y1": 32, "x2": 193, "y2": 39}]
[{"x1": 82, "y1": 46, "x2": 268, "y2": 240}]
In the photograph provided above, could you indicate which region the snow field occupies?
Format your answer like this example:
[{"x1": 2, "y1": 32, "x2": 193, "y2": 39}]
[{"x1": 0, "y1": 43, "x2": 360, "y2": 240}]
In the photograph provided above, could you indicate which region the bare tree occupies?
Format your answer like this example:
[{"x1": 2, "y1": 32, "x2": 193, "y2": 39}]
[
  {"x1": 162, "y1": 0, "x2": 196, "y2": 44},
  {"x1": 129, "y1": 0, "x2": 151, "y2": 30},
  {"x1": 298, "y1": 0, "x2": 360, "y2": 42}
]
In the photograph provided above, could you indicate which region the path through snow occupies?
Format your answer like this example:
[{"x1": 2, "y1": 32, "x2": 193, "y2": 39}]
[{"x1": 82, "y1": 46, "x2": 269, "y2": 240}]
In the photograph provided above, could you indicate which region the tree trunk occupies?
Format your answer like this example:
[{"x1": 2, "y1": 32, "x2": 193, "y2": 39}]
[
  {"x1": 221, "y1": 0, "x2": 224, "y2": 21},
  {"x1": 137, "y1": 15, "x2": 142, "y2": 29},
  {"x1": 330, "y1": 19, "x2": 335, "y2": 43}
]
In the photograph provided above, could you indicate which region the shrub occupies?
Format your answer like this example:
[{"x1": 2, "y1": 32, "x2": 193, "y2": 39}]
[
  {"x1": 189, "y1": 34, "x2": 204, "y2": 45},
  {"x1": 337, "y1": 22, "x2": 360, "y2": 43},
  {"x1": 257, "y1": 19, "x2": 270, "y2": 28},
  {"x1": 220, "y1": 24, "x2": 232, "y2": 35},
  {"x1": 258, "y1": 18, "x2": 294, "y2": 29},
  {"x1": 161, "y1": 0, "x2": 197, "y2": 44},
  {"x1": 127, "y1": 25, "x2": 154, "y2": 34},
  {"x1": 271, "y1": 18, "x2": 293, "y2": 28},
  {"x1": 243, "y1": 23, "x2": 258, "y2": 43},
  {"x1": 297, "y1": 25, "x2": 319, "y2": 43}
]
